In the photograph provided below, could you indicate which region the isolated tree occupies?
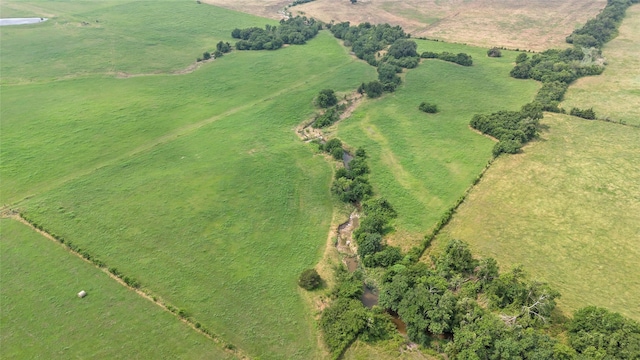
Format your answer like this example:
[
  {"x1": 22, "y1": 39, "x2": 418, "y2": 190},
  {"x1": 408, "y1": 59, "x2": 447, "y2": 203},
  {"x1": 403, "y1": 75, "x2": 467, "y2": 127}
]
[
  {"x1": 317, "y1": 89, "x2": 338, "y2": 108},
  {"x1": 203, "y1": 51, "x2": 211, "y2": 60},
  {"x1": 298, "y1": 268, "x2": 322, "y2": 290},
  {"x1": 487, "y1": 47, "x2": 502, "y2": 57},
  {"x1": 350, "y1": 0, "x2": 357, "y2": 3}
]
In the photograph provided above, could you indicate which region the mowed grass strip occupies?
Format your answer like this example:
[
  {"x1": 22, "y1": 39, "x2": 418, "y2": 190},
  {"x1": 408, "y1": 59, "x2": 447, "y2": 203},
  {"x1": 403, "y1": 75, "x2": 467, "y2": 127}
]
[
  {"x1": 0, "y1": 219, "x2": 235, "y2": 359},
  {"x1": 14, "y1": 36, "x2": 375, "y2": 360},
  {"x1": 562, "y1": 4, "x2": 640, "y2": 126},
  {"x1": 337, "y1": 41, "x2": 539, "y2": 249},
  {"x1": 434, "y1": 113, "x2": 640, "y2": 321},
  {"x1": 0, "y1": 0, "x2": 271, "y2": 83}
]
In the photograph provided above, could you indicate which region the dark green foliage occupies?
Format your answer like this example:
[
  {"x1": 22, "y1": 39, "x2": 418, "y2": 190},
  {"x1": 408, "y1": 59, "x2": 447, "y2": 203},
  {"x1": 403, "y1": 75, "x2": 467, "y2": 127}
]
[
  {"x1": 435, "y1": 239, "x2": 477, "y2": 278},
  {"x1": 566, "y1": 0, "x2": 638, "y2": 48},
  {"x1": 470, "y1": 102, "x2": 542, "y2": 156},
  {"x1": 213, "y1": 50, "x2": 223, "y2": 58},
  {"x1": 535, "y1": 81, "x2": 569, "y2": 112},
  {"x1": 419, "y1": 102, "x2": 438, "y2": 113},
  {"x1": 290, "y1": 0, "x2": 315, "y2": 6},
  {"x1": 570, "y1": 107, "x2": 597, "y2": 120},
  {"x1": 568, "y1": 306, "x2": 640, "y2": 359},
  {"x1": 476, "y1": 257, "x2": 499, "y2": 289},
  {"x1": 216, "y1": 41, "x2": 231, "y2": 53},
  {"x1": 298, "y1": 268, "x2": 322, "y2": 290},
  {"x1": 421, "y1": 51, "x2": 473, "y2": 66},
  {"x1": 329, "y1": 22, "x2": 408, "y2": 63},
  {"x1": 314, "y1": 108, "x2": 339, "y2": 128},
  {"x1": 510, "y1": 48, "x2": 604, "y2": 83},
  {"x1": 232, "y1": 16, "x2": 320, "y2": 51},
  {"x1": 321, "y1": 138, "x2": 342, "y2": 154},
  {"x1": 330, "y1": 148, "x2": 373, "y2": 203},
  {"x1": 377, "y1": 63, "x2": 402, "y2": 89},
  {"x1": 317, "y1": 89, "x2": 338, "y2": 108},
  {"x1": 357, "y1": 233, "x2": 383, "y2": 258},
  {"x1": 363, "y1": 246, "x2": 402, "y2": 268},
  {"x1": 387, "y1": 39, "x2": 418, "y2": 59},
  {"x1": 202, "y1": 51, "x2": 211, "y2": 60},
  {"x1": 362, "y1": 197, "x2": 397, "y2": 219},
  {"x1": 515, "y1": 52, "x2": 529, "y2": 64},
  {"x1": 359, "y1": 81, "x2": 384, "y2": 98},
  {"x1": 487, "y1": 47, "x2": 502, "y2": 57}
]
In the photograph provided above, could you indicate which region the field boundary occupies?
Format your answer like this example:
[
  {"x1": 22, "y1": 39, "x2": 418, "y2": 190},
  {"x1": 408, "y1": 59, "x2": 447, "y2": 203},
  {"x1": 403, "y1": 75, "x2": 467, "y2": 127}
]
[{"x1": 0, "y1": 208, "x2": 251, "y2": 360}]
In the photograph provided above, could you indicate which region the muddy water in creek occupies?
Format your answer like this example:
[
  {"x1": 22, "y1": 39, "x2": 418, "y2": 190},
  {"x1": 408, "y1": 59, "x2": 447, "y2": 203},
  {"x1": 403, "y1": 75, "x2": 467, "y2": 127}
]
[{"x1": 342, "y1": 151, "x2": 353, "y2": 170}]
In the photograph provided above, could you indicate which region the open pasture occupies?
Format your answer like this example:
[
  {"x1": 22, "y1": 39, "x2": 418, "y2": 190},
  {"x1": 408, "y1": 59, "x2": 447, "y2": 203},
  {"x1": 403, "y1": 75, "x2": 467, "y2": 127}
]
[
  {"x1": 0, "y1": 1, "x2": 270, "y2": 84},
  {"x1": 562, "y1": 4, "x2": 640, "y2": 126},
  {"x1": 0, "y1": 219, "x2": 235, "y2": 359},
  {"x1": 434, "y1": 113, "x2": 640, "y2": 321},
  {"x1": 2, "y1": 1, "x2": 376, "y2": 358},
  {"x1": 336, "y1": 40, "x2": 539, "y2": 249},
  {"x1": 289, "y1": 0, "x2": 606, "y2": 51}
]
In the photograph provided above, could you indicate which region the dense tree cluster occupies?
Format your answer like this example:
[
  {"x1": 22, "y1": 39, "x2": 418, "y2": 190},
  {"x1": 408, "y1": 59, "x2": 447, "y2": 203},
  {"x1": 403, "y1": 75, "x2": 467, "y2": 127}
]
[
  {"x1": 329, "y1": 22, "x2": 409, "y2": 66},
  {"x1": 316, "y1": 89, "x2": 338, "y2": 108},
  {"x1": 534, "y1": 81, "x2": 569, "y2": 112},
  {"x1": 329, "y1": 22, "x2": 419, "y2": 96},
  {"x1": 331, "y1": 147, "x2": 373, "y2": 203},
  {"x1": 470, "y1": 102, "x2": 543, "y2": 156},
  {"x1": 421, "y1": 51, "x2": 473, "y2": 66},
  {"x1": 354, "y1": 198, "x2": 402, "y2": 268},
  {"x1": 320, "y1": 269, "x2": 395, "y2": 358},
  {"x1": 510, "y1": 48, "x2": 603, "y2": 84},
  {"x1": 231, "y1": 16, "x2": 320, "y2": 50},
  {"x1": 319, "y1": 138, "x2": 344, "y2": 160},
  {"x1": 567, "y1": 0, "x2": 639, "y2": 48},
  {"x1": 568, "y1": 306, "x2": 640, "y2": 359},
  {"x1": 313, "y1": 107, "x2": 341, "y2": 128}
]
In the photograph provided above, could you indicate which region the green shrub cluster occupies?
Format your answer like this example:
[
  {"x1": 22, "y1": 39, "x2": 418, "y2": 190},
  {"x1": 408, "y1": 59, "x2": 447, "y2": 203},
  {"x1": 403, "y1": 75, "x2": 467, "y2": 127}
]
[
  {"x1": 330, "y1": 147, "x2": 373, "y2": 203},
  {"x1": 421, "y1": 51, "x2": 473, "y2": 66},
  {"x1": 566, "y1": 0, "x2": 639, "y2": 48},
  {"x1": 319, "y1": 138, "x2": 344, "y2": 160},
  {"x1": 470, "y1": 102, "x2": 543, "y2": 156},
  {"x1": 354, "y1": 198, "x2": 402, "y2": 268},
  {"x1": 232, "y1": 16, "x2": 320, "y2": 50},
  {"x1": 329, "y1": 22, "x2": 419, "y2": 96},
  {"x1": 510, "y1": 48, "x2": 603, "y2": 84},
  {"x1": 313, "y1": 107, "x2": 341, "y2": 128},
  {"x1": 534, "y1": 81, "x2": 569, "y2": 112},
  {"x1": 320, "y1": 268, "x2": 395, "y2": 359},
  {"x1": 570, "y1": 107, "x2": 597, "y2": 120},
  {"x1": 316, "y1": 89, "x2": 338, "y2": 108},
  {"x1": 328, "y1": 22, "x2": 408, "y2": 66},
  {"x1": 487, "y1": 47, "x2": 502, "y2": 57},
  {"x1": 418, "y1": 102, "x2": 438, "y2": 113},
  {"x1": 298, "y1": 268, "x2": 322, "y2": 290}
]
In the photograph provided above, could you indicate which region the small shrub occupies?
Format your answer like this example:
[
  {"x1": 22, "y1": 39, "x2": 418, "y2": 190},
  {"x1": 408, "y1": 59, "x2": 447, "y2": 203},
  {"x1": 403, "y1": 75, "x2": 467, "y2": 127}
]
[
  {"x1": 317, "y1": 89, "x2": 338, "y2": 108},
  {"x1": 570, "y1": 107, "x2": 596, "y2": 120},
  {"x1": 487, "y1": 47, "x2": 502, "y2": 57},
  {"x1": 298, "y1": 268, "x2": 322, "y2": 290},
  {"x1": 203, "y1": 51, "x2": 211, "y2": 60},
  {"x1": 419, "y1": 102, "x2": 438, "y2": 113}
]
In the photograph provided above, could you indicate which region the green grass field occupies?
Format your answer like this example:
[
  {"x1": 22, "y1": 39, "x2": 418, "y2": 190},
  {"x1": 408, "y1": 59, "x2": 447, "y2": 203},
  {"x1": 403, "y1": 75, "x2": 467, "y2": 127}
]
[
  {"x1": 2, "y1": 1, "x2": 376, "y2": 358},
  {"x1": 434, "y1": 113, "x2": 640, "y2": 321},
  {"x1": 562, "y1": 4, "x2": 640, "y2": 126},
  {"x1": 0, "y1": 219, "x2": 235, "y2": 359},
  {"x1": 336, "y1": 41, "x2": 540, "y2": 249}
]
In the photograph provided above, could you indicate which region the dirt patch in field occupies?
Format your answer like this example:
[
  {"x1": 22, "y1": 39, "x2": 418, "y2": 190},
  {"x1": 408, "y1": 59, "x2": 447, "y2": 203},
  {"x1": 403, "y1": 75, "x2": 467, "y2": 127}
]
[{"x1": 212, "y1": 0, "x2": 607, "y2": 51}]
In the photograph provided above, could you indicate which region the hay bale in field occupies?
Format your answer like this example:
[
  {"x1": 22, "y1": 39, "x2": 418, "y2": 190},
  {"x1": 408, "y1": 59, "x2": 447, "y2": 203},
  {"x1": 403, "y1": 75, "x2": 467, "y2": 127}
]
[{"x1": 77, "y1": 290, "x2": 87, "y2": 298}]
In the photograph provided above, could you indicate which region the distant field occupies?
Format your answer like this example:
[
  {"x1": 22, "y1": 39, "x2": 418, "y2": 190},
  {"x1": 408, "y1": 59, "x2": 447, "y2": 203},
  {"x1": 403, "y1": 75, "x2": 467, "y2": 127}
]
[
  {"x1": 0, "y1": 1, "x2": 269, "y2": 84},
  {"x1": 563, "y1": 4, "x2": 640, "y2": 126},
  {"x1": 434, "y1": 114, "x2": 640, "y2": 321},
  {"x1": 0, "y1": 219, "x2": 234, "y2": 359},
  {"x1": 291, "y1": 0, "x2": 605, "y2": 51},
  {"x1": 336, "y1": 40, "x2": 539, "y2": 250},
  {"x1": 1, "y1": 1, "x2": 376, "y2": 358}
]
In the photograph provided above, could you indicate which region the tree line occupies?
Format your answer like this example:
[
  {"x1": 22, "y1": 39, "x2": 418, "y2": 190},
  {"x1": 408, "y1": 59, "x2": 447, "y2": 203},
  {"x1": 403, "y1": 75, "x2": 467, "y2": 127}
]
[
  {"x1": 567, "y1": 0, "x2": 639, "y2": 48},
  {"x1": 231, "y1": 16, "x2": 321, "y2": 50}
]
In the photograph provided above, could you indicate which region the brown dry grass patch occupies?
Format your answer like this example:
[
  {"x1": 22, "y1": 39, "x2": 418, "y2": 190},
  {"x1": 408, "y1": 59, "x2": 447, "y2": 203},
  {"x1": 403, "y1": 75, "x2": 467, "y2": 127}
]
[{"x1": 292, "y1": 0, "x2": 606, "y2": 51}]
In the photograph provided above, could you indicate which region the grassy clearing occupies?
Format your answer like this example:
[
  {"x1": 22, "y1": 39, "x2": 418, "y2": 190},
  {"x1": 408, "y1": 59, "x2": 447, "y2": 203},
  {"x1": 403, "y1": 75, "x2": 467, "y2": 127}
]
[
  {"x1": 0, "y1": 1, "x2": 272, "y2": 84},
  {"x1": 562, "y1": 4, "x2": 640, "y2": 126},
  {"x1": 434, "y1": 113, "x2": 640, "y2": 321},
  {"x1": 0, "y1": 219, "x2": 235, "y2": 359},
  {"x1": 3, "y1": 2, "x2": 377, "y2": 356},
  {"x1": 336, "y1": 41, "x2": 539, "y2": 250},
  {"x1": 292, "y1": 0, "x2": 606, "y2": 51}
]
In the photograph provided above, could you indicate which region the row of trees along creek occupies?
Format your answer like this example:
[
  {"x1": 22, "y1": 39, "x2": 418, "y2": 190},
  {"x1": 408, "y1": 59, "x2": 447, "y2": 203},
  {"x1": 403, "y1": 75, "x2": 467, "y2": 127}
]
[{"x1": 472, "y1": 0, "x2": 640, "y2": 154}]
